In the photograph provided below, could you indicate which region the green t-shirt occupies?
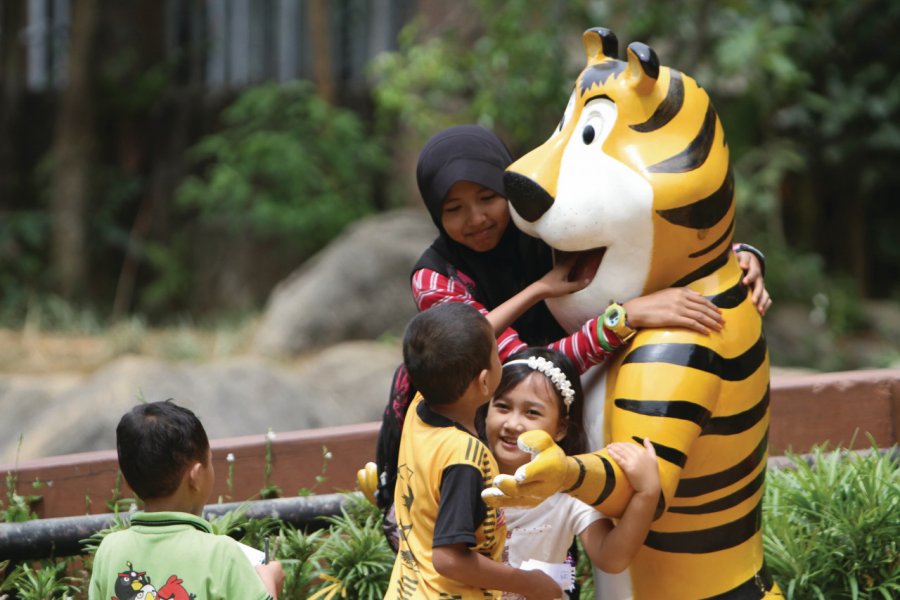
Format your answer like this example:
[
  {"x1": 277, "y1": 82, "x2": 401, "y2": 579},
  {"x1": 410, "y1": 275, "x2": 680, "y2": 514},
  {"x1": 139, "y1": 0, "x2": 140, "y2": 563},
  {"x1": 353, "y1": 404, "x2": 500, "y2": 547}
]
[{"x1": 88, "y1": 511, "x2": 272, "y2": 600}]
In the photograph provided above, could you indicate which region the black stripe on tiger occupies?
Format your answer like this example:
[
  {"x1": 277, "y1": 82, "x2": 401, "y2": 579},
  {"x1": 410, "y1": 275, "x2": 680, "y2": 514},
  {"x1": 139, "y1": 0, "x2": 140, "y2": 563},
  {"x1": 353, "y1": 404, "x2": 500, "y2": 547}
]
[
  {"x1": 668, "y1": 468, "x2": 766, "y2": 515},
  {"x1": 562, "y1": 456, "x2": 587, "y2": 494},
  {"x1": 671, "y1": 246, "x2": 731, "y2": 287},
  {"x1": 702, "y1": 564, "x2": 775, "y2": 599},
  {"x1": 656, "y1": 169, "x2": 733, "y2": 230},
  {"x1": 615, "y1": 398, "x2": 711, "y2": 427},
  {"x1": 689, "y1": 217, "x2": 734, "y2": 258},
  {"x1": 702, "y1": 386, "x2": 770, "y2": 436},
  {"x1": 579, "y1": 61, "x2": 627, "y2": 95},
  {"x1": 622, "y1": 334, "x2": 767, "y2": 382},
  {"x1": 648, "y1": 101, "x2": 717, "y2": 173},
  {"x1": 654, "y1": 491, "x2": 667, "y2": 520},
  {"x1": 589, "y1": 454, "x2": 617, "y2": 506},
  {"x1": 705, "y1": 279, "x2": 749, "y2": 310},
  {"x1": 676, "y1": 432, "x2": 768, "y2": 498},
  {"x1": 644, "y1": 499, "x2": 762, "y2": 553},
  {"x1": 631, "y1": 71, "x2": 683, "y2": 133},
  {"x1": 633, "y1": 436, "x2": 687, "y2": 468}
]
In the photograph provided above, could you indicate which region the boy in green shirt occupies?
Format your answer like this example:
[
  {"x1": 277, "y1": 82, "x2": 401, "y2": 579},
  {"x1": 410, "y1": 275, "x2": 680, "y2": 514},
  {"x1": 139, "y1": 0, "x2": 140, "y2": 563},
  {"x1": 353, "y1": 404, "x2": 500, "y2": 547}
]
[{"x1": 89, "y1": 400, "x2": 284, "y2": 600}]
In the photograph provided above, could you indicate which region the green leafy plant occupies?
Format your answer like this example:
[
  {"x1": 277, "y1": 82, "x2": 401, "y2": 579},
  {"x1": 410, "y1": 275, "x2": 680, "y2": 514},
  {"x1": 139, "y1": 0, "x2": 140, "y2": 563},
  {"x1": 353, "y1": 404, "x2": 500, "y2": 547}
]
[
  {"x1": 207, "y1": 503, "x2": 250, "y2": 537},
  {"x1": 0, "y1": 559, "x2": 22, "y2": 594},
  {"x1": 1, "y1": 436, "x2": 43, "y2": 523},
  {"x1": 0, "y1": 210, "x2": 51, "y2": 325},
  {"x1": 298, "y1": 446, "x2": 332, "y2": 497},
  {"x1": 105, "y1": 469, "x2": 140, "y2": 514},
  {"x1": 307, "y1": 499, "x2": 394, "y2": 600},
  {"x1": 274, "y1": 525, "x2": 324, "y2": 598},
  {"x1": 3, "y1": 561, "x2": 77, "y2": 600},
  {"x1": 763, "y1": 440, "x2": 900, "y2": 599},
  {"x1": 80, "y1": 512, "x2": 132, "y2": 557},
  {"x1": 371, "y1": 1, "x2": 582, "y2": 154},
  {"x1": 1, "y1": 472, "x2": 42, "y2": 524},
  {"x1": 176, "y1": 81, "x2": 385, "y2": 257},
  {"x1": 259, "y1": 428, "x2": 282, "y2": 500}
]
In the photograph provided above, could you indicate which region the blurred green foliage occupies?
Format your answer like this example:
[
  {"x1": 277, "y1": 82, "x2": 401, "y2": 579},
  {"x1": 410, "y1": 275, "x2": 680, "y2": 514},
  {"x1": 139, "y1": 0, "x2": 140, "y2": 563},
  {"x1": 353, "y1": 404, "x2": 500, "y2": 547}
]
[
  {"x1": 0, "y1": 211, "x2": 51, "y2": 323},
  {"x1": 176, "y1": 82, "x2": 385, "y2": 253}
]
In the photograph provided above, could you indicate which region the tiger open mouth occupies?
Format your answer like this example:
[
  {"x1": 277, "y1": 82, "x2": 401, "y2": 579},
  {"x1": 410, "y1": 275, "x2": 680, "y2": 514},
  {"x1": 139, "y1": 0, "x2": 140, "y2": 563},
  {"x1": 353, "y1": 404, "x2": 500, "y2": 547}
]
[{"x1": 556, "y1": 247, "x2": 607, "y2": 284}]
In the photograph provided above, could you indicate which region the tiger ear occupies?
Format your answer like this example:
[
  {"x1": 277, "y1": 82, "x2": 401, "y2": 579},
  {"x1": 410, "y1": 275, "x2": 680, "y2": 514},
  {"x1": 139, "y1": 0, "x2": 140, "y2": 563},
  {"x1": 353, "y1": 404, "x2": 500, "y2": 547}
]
[
  {"x1": 625, "y1": 42, "x2": 659, "y2": 96},
  {"x1": 582, "y1": 27, "x2": 619, "y2": 64}
]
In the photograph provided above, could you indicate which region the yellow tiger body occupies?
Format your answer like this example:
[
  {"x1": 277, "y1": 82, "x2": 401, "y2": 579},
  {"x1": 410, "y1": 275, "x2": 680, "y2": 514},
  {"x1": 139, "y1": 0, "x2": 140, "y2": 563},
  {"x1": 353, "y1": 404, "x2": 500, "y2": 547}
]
[{"x1": 499, "y1": 28, "x2": 782, "y2": 599}]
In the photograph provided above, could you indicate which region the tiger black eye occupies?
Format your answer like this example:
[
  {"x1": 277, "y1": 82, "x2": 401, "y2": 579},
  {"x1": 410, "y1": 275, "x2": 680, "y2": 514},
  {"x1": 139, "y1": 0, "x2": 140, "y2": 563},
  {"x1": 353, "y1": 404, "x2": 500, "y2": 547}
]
[{"x1": 582, "y1": 125, "x2": 595, "y2": 144}]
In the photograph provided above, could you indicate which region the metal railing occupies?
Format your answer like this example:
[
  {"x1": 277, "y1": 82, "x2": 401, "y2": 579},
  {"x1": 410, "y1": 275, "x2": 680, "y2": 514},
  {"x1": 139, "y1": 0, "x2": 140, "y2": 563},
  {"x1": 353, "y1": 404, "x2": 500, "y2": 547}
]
[{"x1": 0, "y1": 492, "x2": 352, "y2": 561}]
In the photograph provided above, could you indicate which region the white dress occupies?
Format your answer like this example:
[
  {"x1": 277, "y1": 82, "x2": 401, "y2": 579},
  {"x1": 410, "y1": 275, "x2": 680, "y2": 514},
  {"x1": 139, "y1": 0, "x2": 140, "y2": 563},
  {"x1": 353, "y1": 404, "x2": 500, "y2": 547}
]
[{"x1": 502, "y1": 493, "x2": 605, "y2": 599}]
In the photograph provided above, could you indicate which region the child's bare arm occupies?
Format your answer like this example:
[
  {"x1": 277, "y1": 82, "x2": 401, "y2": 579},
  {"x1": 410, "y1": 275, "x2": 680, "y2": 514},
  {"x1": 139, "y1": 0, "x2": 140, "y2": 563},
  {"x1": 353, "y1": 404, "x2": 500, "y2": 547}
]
[
  {"x1": 485, "y1": 255, "x2": 588, "y2": 335},
  {"x1": 736, "y1": 250, "x2": 772, "y2": 315},
  {"x1": 622, "y1": 288, "x2": 724, "y2": 335},
  {"x1": 255, "y1": 561, "x2": 285, "y2": 599},
  {"x1": 433, "y1": 544, "x2": 563, "y2": 600},
  {"x1": 579, "y1": 439, "x2": 660, "y2": 573}
]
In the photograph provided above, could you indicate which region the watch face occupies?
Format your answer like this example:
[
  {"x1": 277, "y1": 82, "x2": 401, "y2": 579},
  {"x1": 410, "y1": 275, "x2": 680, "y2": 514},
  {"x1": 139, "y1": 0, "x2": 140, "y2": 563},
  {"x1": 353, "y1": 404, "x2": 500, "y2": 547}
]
[{"x1": 606, "y1": 308, "x2": 622, "y2": 327}]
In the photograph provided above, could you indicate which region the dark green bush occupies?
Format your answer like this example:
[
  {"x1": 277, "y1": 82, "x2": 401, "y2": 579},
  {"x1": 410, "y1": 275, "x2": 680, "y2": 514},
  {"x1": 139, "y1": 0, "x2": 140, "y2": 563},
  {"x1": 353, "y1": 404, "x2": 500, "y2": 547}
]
[{"x1": 176, "y1": 81, "x2": 386, "y2": 257}]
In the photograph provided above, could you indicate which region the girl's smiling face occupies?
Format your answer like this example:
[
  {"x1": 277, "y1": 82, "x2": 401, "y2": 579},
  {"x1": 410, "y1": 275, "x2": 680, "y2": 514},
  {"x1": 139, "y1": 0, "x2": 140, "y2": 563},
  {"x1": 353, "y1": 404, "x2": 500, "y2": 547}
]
[
  {"x1": 486, "y1": 372, "x2": 567, "y2": 474},
  {"x1": 441, "y1": 180, "x2": 511, "y2": 252}
]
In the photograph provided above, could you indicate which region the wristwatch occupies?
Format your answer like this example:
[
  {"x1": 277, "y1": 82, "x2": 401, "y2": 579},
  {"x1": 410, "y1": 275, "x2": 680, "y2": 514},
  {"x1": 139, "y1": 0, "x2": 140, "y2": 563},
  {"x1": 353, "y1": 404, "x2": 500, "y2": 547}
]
[{"x1": 603, "y1": 303, "x2": 637, "y2": 344}]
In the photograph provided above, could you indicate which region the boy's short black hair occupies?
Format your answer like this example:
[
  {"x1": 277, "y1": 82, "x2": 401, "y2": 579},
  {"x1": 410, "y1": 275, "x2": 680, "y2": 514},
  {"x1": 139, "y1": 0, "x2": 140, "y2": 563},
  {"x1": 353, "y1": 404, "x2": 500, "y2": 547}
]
[
  {"x1": 116, "y1": 399, "x2": 210, "y2": 500},
  {"x1": 402, "y1": 302, "x2": 494, "y2": 406}
]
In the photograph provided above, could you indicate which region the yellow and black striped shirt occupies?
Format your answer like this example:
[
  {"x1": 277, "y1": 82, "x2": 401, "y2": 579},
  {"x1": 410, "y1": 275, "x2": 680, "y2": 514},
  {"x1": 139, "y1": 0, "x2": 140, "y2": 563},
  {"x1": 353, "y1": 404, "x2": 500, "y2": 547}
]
[{"x1": 386, "y1": 394, "x2": 505, "y2": 599}]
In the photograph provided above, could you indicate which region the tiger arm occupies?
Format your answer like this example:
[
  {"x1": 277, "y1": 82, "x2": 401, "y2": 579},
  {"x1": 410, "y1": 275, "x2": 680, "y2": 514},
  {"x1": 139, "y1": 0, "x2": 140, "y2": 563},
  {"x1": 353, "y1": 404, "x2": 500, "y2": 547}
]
[{"x1": 600, "y1": 359, "x2": 722, "y2": 515}]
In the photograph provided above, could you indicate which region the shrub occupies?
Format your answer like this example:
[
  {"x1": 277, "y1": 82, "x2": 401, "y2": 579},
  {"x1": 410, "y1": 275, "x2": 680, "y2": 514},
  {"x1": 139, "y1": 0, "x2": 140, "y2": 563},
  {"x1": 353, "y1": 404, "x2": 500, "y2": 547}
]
[
  {"x1": 176, "y1": 82, "x2": 385, "y2": 256},
  {"x1": 763, "y1": 442, "x2": 900, "y2": 599}
]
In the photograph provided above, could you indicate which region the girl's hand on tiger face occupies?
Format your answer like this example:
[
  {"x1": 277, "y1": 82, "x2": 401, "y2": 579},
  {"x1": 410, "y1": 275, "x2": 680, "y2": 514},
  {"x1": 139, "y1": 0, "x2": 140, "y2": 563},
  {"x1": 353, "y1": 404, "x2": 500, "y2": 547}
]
[
  {"x1": 607, "y1": 438, "x2": 660, "y2": 496},
  {"x1": 623, "y1": 287, "x2": 724, "y2": 335},
  {"x1": 534, "y1": 254, "x2": 591, "y2": 300},
  {"x1": 737, "y1": 250, "x2": 772, "y2": 315}
]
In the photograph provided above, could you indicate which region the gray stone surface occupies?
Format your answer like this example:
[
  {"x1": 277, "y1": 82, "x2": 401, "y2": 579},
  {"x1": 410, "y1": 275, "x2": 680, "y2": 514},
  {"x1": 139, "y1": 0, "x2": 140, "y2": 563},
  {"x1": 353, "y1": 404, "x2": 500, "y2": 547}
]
[
  {"x1": 253, "y1": 208, "x2": 435, "y2": 356},
  {"x1": 1, "y1": 341, "x2": 401, "y2": 463}
]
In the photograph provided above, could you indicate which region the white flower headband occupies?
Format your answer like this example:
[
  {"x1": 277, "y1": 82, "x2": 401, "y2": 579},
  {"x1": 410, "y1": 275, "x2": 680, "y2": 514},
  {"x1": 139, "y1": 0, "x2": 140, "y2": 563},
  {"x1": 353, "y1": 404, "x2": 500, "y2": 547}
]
[{"x1": 503, "y1": 356, "x2": 576, "y2": 412}]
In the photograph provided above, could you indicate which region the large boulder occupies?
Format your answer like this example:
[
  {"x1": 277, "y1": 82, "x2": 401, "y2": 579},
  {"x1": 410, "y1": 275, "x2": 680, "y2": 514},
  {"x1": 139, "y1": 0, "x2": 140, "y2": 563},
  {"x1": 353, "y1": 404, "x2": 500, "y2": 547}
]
[
  {"x1": 0, "y1": 341, "x2": 400, "y2": 462},
  {"x1": 253, "y1": 209, "x2": 435, "y2": 355}
]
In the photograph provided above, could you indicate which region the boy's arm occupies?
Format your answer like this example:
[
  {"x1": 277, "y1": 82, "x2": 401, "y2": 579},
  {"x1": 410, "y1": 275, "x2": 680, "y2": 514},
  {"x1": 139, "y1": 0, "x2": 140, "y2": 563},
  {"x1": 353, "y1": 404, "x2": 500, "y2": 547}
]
[
  {"x1": 434, "y1": 463, "x2": 560, "y2": 599},
  {"x1": 580, "y1": 439, "x2": 660, "y2": 573},
  {"x1": 255, "y1": 562, "x2": 284, "y2": 600},
  {"x1": 433, "y1": 544, "x2": 563, "y2": 600}
]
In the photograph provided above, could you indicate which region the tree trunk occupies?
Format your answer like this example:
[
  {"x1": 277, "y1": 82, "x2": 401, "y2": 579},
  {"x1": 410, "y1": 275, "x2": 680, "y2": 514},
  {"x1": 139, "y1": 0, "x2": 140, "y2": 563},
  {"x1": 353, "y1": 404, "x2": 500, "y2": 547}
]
[
  {"x1": 307, "y1": 0, "x2": 335, "y2": 102},
  {"x1": 0, "y1": 1, "x2": 26, "y2": 206},
  {"x1": 50, "y1": 0, "x2": 98, "y2": 300}
]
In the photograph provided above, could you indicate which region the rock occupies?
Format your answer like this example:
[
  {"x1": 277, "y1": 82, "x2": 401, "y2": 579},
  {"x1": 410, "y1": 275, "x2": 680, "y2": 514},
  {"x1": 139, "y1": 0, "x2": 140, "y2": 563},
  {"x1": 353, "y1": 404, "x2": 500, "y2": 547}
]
[
  {"x1": 253, "y1": 209, "x2": 435, "y2": 356},
  {"x1": 0, "y1": 341, "x2": 401, "y2": 463}
]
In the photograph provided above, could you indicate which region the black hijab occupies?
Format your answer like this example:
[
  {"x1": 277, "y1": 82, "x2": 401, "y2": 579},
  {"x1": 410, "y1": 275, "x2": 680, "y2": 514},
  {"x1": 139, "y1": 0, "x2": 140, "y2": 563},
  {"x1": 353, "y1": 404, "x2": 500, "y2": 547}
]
[{"x1": 414, "y1": 125, "x2": 565, "y2": 346}]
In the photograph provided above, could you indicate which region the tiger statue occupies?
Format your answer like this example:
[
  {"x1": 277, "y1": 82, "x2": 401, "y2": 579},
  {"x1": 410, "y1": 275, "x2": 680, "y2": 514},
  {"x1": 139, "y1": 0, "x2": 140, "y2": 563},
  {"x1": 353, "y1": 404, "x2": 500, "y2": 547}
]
[{"x1": 484, "y1": 28, "x2": 781, "y2": 599}]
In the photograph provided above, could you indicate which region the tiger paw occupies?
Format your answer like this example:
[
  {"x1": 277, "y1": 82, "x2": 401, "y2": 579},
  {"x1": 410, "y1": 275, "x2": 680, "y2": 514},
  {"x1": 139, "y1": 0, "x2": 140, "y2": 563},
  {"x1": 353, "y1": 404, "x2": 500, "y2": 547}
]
[
  {"x1": 482, "y1": 431, "x2": 570, "y2": 507},
  {"x1": 356, "y1": 461, "x2": 379, "y2": 506}
]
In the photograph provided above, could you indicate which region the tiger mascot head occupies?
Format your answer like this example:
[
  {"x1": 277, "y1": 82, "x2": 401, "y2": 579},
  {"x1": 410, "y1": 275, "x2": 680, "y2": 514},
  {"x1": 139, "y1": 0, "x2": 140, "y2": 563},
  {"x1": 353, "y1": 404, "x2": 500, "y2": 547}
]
[{"x1": 505, "y1": 27, "x2": 735, "y2": 332}]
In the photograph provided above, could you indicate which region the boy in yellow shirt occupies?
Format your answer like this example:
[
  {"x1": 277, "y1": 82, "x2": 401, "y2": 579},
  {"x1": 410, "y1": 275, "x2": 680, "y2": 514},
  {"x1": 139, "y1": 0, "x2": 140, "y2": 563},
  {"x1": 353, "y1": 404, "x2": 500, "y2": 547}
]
[{"x1": 386, "y1": 302, "x2": 562, "y2": 599}]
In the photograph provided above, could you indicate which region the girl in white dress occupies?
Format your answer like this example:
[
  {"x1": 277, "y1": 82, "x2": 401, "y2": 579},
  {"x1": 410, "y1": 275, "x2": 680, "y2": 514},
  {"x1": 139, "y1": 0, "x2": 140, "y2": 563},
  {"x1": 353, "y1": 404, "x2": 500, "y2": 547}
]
[{"x1": 479, "y1": 347, "x2": 660, "y2": 599}]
